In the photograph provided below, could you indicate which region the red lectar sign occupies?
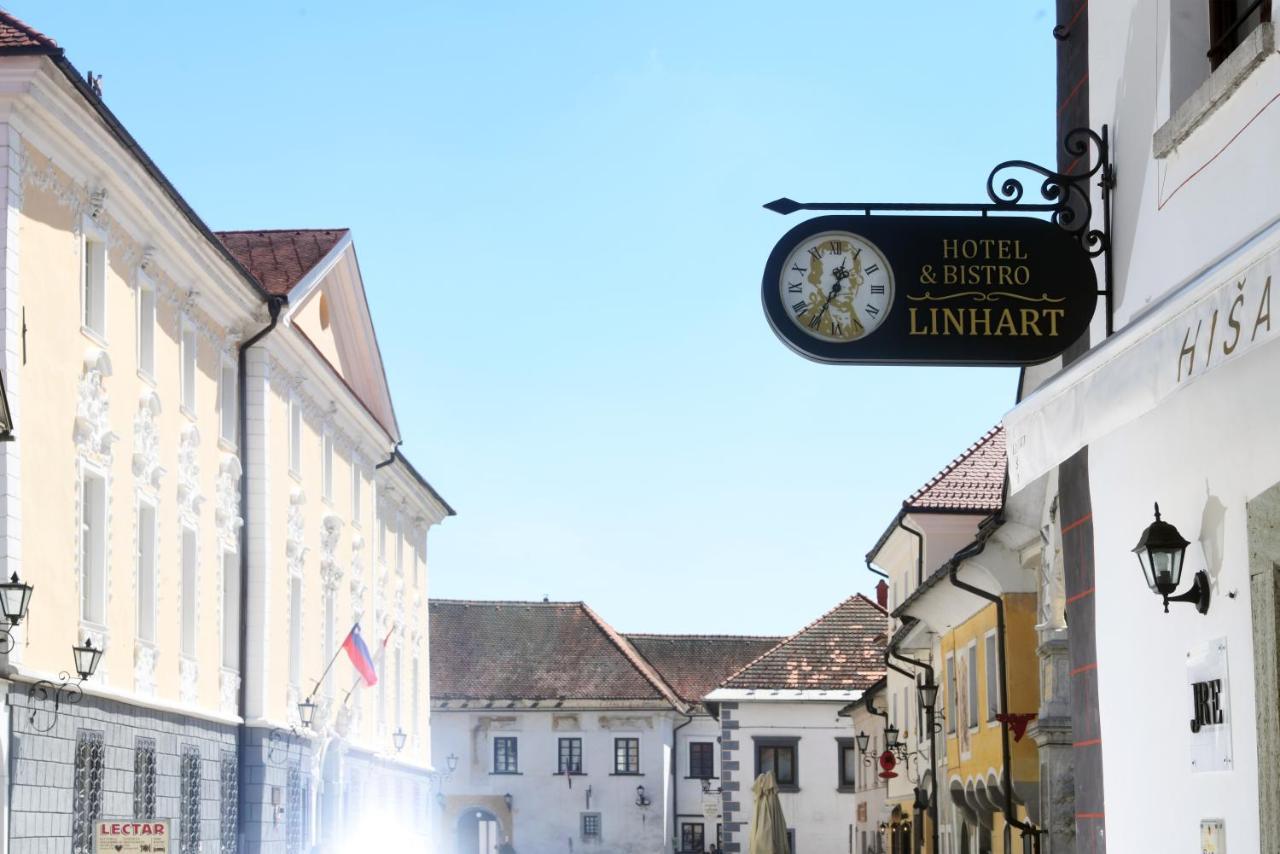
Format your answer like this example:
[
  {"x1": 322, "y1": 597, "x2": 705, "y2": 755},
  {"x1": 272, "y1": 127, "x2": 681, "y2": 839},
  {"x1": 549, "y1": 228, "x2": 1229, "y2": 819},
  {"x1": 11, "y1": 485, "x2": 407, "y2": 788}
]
[{"x1": 96, "y1": 821, "x2": 170, "y2": 854}]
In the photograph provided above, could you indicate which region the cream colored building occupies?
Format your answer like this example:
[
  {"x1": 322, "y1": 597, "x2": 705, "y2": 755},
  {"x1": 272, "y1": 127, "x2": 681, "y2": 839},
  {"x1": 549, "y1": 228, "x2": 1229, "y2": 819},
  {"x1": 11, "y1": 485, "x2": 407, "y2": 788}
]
[{"x1": 0, "y1": 11, "x2": 451, "y2": 854}]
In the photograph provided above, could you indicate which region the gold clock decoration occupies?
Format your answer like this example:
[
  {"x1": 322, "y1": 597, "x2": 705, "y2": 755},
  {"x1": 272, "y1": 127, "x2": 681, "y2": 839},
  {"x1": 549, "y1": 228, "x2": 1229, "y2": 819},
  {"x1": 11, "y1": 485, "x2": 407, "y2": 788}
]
[{"x1": 778, "y1": 231, "x2": 894, "y2": 342}]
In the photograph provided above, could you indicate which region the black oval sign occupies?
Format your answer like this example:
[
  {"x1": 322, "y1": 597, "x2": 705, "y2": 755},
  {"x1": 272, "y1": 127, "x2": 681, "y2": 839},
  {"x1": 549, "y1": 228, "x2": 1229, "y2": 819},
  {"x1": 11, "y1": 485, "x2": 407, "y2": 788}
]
[{"x1": 761, "y1": 215, "x2": 1098, "y2": 366}]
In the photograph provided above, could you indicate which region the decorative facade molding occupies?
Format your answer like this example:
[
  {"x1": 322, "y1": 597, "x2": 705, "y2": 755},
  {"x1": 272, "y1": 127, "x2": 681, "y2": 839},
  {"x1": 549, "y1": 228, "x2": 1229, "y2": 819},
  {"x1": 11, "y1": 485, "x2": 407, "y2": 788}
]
[
  {"x1": 134, "y1": 640, "x2": 157, "y2": 696},
  {"x1": 131, "y1": 390, "x2": 165, "y2": 491},
  {"x1": 320, "y1": 514, "x2": 343, "y2": 592},
  {"x1": 350, "y1": 533, "x2": 366, "y2": 624},
  {"x1": 177, "y1": 424, "x2": 203, "y2": 524},
  {"x1": 75, "y1": 349, "x2": 118, "y2": 464},
  {"x1": 216, "y1": 453, "x2": 243, "y2": 552},
  {"x1": 180, "y1": 656, "x2": 198, "y2": 705},
  {"x1": 287, "y1": 487, "x2": 307, "y2": 578},
  {"x1": 219, "y1": 668, "x2": 240, "y2": 717}
]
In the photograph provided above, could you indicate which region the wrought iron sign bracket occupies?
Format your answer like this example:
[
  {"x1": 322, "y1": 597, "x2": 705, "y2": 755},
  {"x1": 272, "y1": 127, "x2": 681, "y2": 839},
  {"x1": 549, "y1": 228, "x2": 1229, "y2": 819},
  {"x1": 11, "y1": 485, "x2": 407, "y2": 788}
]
[
  {"x1": 27, "y1": 672, "x2": 85, "y2": 733},
  {"x1": 765, "y1": 125, "x2": 1116, "y2": 337}
]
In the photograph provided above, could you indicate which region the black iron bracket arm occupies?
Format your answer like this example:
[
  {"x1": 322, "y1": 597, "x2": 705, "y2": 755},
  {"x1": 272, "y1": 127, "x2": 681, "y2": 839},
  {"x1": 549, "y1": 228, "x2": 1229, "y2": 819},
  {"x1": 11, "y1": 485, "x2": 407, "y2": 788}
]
[
  {"x1": 28, "y1": 672, "x2": 85, "y2": 733},
  {"x1": 764, "y1": 125, "x2": 1116, "y2": 337}
]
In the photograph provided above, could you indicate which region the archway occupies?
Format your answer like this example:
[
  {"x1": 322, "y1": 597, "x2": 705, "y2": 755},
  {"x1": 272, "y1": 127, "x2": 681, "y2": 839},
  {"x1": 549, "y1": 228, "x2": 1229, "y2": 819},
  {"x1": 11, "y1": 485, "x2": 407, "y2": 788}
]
[{"x1": 456, "y1": 808, "x2": 501, "y2": 854}]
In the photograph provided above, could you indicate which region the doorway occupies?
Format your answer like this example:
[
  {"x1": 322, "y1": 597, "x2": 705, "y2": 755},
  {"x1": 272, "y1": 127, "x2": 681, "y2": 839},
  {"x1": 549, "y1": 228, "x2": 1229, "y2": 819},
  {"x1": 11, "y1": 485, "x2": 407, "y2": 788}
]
[{"x1": 456, "y1": 808, "x2": 501, "y2": 854}]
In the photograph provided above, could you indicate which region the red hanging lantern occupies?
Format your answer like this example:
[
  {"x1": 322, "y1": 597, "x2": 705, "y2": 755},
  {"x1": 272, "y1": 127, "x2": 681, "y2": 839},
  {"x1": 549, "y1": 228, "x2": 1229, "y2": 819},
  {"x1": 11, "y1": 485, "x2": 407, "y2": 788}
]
[{"x1": 878, "y1": 749, "x2": 898, "y2": 779}]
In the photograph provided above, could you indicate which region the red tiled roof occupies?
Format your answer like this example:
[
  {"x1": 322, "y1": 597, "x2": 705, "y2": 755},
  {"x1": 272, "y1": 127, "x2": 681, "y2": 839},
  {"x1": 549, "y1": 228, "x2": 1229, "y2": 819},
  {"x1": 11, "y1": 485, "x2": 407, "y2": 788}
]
[
  {"x1": 215, "y1": 229, "x2": 347, "y2": 296},
  {"x1": 0, "y1": 11, "x2": 58, "y2": 51},
  {"x1": 626, "y1": 634, "x2": 783, "y2": 704},
  {"x1": 721, "y1": 595, "x2": 886, "y2": 691},
  {"x1": 904, "y1": 425, "x2": 1005, "y2": 512},
  {"x1": 429, "y1": 600, "x2": 683, "y2": 706}
]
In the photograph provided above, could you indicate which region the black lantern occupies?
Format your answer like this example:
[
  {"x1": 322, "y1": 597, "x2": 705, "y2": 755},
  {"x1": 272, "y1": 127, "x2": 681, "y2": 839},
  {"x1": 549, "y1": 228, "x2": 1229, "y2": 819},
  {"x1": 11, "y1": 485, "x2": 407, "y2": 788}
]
[
  {"x1": 1132, "y1": 503, "x2": 1209, "y2": 614},
  {"x1": 72, "y1": 637, "x2": 102, "y2": 681},
  {"x1": 919, "y1": 680, "x2": 939, "y2": 710},
  {"x1": 0, "y1": 369, "x2": 13, "y2": 441},
  {"x1": 503, "y1": 792, "x2": 514, "y2": 810},
  {"x1": 885, "y1": 722, "x2": 900, "y2": 748},
  {"x1": 855, "y1": 730, "x2": 871, "y2": 753},
  {"x1": 392, "y1": 727, "x2": 407, "y2": 752},
  {"x1": 446, "y1": 752, "x2": 459, "y2": 773},
  {"x1": 0, "y1": 572, "x2": 32, "y2": 625},
  {"x1": 297, "y1": 696, "x2": 317, "y2": 728}
]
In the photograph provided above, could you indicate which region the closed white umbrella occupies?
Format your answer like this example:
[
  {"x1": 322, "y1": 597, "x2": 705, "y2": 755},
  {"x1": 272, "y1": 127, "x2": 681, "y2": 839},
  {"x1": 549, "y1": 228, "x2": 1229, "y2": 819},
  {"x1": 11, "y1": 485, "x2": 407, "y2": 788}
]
[{"x1": 749, "y1": 771, "x2": 791, "y2": 854}]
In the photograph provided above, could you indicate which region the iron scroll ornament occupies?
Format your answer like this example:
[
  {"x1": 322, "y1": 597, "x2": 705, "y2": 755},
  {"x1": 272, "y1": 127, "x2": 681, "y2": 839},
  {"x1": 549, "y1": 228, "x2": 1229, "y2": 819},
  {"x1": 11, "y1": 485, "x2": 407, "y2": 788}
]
[
  {"x1": 764, "y1": 124, "x2": 1114, "y2": 347},
  {"x1": 27, "y1": 671, "x2": 85, "y2": 732}
]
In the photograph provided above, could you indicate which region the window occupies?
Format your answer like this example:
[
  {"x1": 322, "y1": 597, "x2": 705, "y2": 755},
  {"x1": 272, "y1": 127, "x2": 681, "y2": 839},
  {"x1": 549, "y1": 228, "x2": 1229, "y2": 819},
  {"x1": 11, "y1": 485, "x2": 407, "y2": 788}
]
[
  {"x1": 82, "y1": 234, "x2": 106, "y2": 338},
  {"x1": 985, "y1": 632, "x2": 999, "y2": 723},
  {"x1": 754, "y1": 737, "x2": 799, "y2": 789},
  {"x1": 394, "y1": 648, "x2": 403, "y2": 728},
  {"x1": 288, "y1": 578, "x2": 302, "y2": 688},
  {"x1": 559, "y1": 737, "x2": 583, "y2": 774},
  {"x1": 323, "y1": 588, "x2": 335, "y2": 697},
  {"x1": 681, "y1": 823, "x2": 705, "y2": 852},
  {"x1": 412, "y1": 659, "x2": 420, "y2": 733},
  {"x1": 80, "y1": 471, "x2": 107, "y2": 625},
  {"x1": 378, "y1": 513, "x2": 387, "y2": 562},
  {"x1": 134, "y1": 736, "x2": 157, "y2": 820},
  {"x1": 945, "y1": 654, "x2": 957, "y2": 734},
  {"x1": 181, "y1": 322, "x2": 197, "y2": 415},
  {"x1": 395, "y1": 526, "x2": 404, "y2": 575},
  {"x1": 219, "y1": 360, "x2": 237, "y2": 444},
  {"x1": 689, "y1": 741, "x2": 714, "y2": 778},
  {"x1": 72, "y1": 730, "x2": 105, "y2": 854},
  {"x1": 322, "y1": 432, "x2": 334, "y2": 501},
  {"x1": 180, "y1": 527, "x2": 197, "y2": 658},
  {"x1": 180, "y1": 745, "x2": 200, "y2": 854},
  {"x1": 493, "y1": 736, "x2": 518, "y2": 774},
  {"x1": 966, "y1": 644, "x2": 979, "y2": 729},
  {"x1": 786, "y1": 827, "x2": 796, "y2": 853},
  {"x1": 222, "y1": 551, "x2": 239, "y2": 670},
  {"x1": 289, "y1": 398, "x2": 302, "y2": 475},
  {"x1": 613, "y1": 737, "x2": 639, "y2": 774},
  {"x1": 136, "y1": 502, "x2": 156, "y2": 642},
  {"x1": 836, "y1": 738, "x2": 857, "y2": 791},
  {"x1": 219, "y1": 750, "x2": 238, "y2": 854},
  {"x1": 581, "y1": 813, "x2": 601, "y2": 841},
  {"x1": 1209, "y1": 0, "x2": 1272, "y2": 69},
  {"x1": 137, "y1": 276, "x2": 155, "y2": 378}
]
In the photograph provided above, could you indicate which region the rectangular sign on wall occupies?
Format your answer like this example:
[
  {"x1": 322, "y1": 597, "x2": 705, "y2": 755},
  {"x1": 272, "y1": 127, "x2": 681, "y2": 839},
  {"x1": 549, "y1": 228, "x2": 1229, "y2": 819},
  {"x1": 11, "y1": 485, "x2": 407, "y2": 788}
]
[
  {"x1": 1188, "y1": 637, "x2": 1232, "y2": 772},
  {"x1": 1201, "y1": 818, "x2": 1226, "y2": 853},
  {"x1": 95, "y1": 820, "x2": 171, "y2": 853}
]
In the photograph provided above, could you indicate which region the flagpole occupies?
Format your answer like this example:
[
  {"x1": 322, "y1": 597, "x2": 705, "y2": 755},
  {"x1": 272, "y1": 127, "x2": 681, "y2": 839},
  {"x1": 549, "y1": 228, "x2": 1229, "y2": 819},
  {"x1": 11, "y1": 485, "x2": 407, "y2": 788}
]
[
  {"x1": 310, "y1": 623, "x2": 360, "y2": 698},
  {"x1": 340, "y1": 626, "x2": 394, "y2": 706}
]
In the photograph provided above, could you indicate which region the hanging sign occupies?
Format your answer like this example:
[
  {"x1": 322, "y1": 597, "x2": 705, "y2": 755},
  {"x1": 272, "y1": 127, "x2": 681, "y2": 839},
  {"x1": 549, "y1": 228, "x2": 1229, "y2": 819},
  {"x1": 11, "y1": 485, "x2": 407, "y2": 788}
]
[{"x1": 761, "y1": 214, "x2": 1097, "y2": 366}]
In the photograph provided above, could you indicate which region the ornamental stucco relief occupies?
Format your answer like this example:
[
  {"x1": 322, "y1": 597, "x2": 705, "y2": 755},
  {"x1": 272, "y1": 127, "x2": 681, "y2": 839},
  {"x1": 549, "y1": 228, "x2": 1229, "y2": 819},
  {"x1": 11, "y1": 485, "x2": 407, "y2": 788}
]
[
  {"x1": 216, "y1": 453, "x2": 243, "y2": 551},
  {"x1": 177, "y1": 425, "x2": 204, "y2": 523},
  {"x1": 287, "y1": 487, "x2": 307, "y2": 578},
  {"x1": 75, "y1": 349, "x2": 117, "y2": 463},
  {"x1": 131, "y1": 391, "x2": 165, "y2": 491}
]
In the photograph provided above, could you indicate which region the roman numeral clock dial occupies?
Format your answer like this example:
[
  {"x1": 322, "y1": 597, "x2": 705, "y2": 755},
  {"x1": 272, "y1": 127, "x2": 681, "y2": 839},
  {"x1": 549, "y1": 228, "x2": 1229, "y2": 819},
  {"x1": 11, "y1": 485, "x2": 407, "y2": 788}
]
[{"x1": 778, "y1": 232, "x2": 894, "y2": 343}]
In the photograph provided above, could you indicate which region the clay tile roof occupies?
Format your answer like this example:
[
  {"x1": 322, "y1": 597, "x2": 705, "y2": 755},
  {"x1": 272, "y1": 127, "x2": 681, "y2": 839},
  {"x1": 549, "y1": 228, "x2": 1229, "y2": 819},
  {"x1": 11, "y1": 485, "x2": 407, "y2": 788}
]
[
  {"x1": 904, "y1": 424, "x2": 1005, "y2": 512},
  {"x1": 429, "y1": 600, "x2": 682, "y2": 707},
  {"x1": 0, "y1": 11, "x2": 58, "y2": 51},
  {"x1": 626, "y1": 634, "x2": 784, "y2": 704},
  {"x1": 215, "y1": 229, "x2": 347, "y2": 296},
  {"x1": 721, "y1": 595, "x2": 886, "y2": 691}
]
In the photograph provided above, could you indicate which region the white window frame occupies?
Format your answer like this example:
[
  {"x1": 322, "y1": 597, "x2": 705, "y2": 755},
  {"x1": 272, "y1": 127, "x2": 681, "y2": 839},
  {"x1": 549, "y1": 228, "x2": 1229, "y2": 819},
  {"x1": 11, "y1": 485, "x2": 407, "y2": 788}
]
[
  {"x1": 394, "y1": 647, "x2": 403, "y2": 728},
  {"x1": 81, "y1": 224, "x2": 108, "y2": 343},
  {"x1": 79, "y1": 465, "x2": 108, "y2": 627},
  {"x1": 350, "y1": 461, "x2": 362, "y2": 527},
  {"x1": 288, "y1": 577, "x2": 303, "y2": 689},
  {"x1": 135, "y1": 496, "x2": 158, "y2": 643},
  {"x1": 180, "y1": 318, "x2": 197, "y2": 418},
  {"x1": 221, "y1": 550, "x2": 239, "y2": 671},
  {"x1": 218, "y1": 357, "x2": 237, "y2": 447},
  {"x1": 966, "y1": 641, "x2": 979, "y2": 732},
  {"x1": 180, "y1": 525, "x2": 198, "y2": 659},
  {"x1": 945, "y1": 652, "x2": 956, "y2": 734},
  {"x1": 395, "y1": 522, "x2": 404, "y2": 576},
  {"x1": 289, "y1": 396, "x2": 302, "y2": 478},
  {"x1": 136, "y1": 271, "x2": 156, "y2": 382},
  {"x1": 984, "y1": 630, "x2": 1000, "y2": 726},
  {"x1": 322, "y1": 585, "x2": 336, "y2": 698}
]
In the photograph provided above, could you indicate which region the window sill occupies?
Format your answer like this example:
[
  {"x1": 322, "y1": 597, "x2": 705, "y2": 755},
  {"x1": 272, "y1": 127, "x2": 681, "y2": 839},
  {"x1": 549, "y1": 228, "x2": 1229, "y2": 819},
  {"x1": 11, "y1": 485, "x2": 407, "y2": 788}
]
[
  {"x1": 684, "y1": 776, "x2": 718, "y2": 781},
  {"x1": 180, "y1": 405, "x2": 197, "y2": 423},
  {"x1": 609, "y1": 772, "x2": 644, "y2": 777},
  {"x1": 489, "y1": 771, "x2": 522, "y2": 776},
  {"x1": 836, "y1": 785, "x2": 856, "y2": 793},
  {"x1": 553, "y1": 772, "x2": 587, "y2": 777},
  {"x1": 137, "y1": 369, "x2": 156, "y2": 388},
  {"x1": 217, "y1": 437, "x2": 238, "y2": 455},
  {"x1": 1155, "y1": 22, "x2": 1275, "y2": 158},
  {"x1": 80, "y1": 325, "x2": 107, "y2": 348}
]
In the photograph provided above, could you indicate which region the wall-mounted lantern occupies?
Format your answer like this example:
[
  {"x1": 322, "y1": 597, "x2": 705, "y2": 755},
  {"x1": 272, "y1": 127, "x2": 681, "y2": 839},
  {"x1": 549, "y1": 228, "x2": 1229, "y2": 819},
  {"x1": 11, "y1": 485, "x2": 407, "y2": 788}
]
[
  {"x1": 392, "y1": 727, "x2": 407, "y2": 752},
  {"x1": 0, "y1": 571, "x2": 33, "y2": 652},
  {"x1": 503, "y1": 792, "x2": 514, "y2": 810},
  {"x1": 297, "y1": 696, "x2": 317, "y2": 729},
  {"x1": 855, "y1": 731, "x2": 871, "y2": 753},
  {"x1": 884, "y1": 723, "x2": 900, "y2": 748},
  {"x1": 1132, "y1": 503, "x2": 1209, "y2": 614},
  {"x1": 72, "y1": 637, "x2": 102, "y2": 681},
  {"x1": 446, "y1": 752, "x2": 460, "y2": 773},
  {"x1": 919, "y1": 680, "x2": 939, "y2": 710}
]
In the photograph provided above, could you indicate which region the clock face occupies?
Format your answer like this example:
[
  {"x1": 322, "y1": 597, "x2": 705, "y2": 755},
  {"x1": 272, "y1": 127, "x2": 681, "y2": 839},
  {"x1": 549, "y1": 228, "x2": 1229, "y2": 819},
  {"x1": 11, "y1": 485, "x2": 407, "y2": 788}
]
[{"x1": 778, "y1": 231, "x2": 894, "y2": 342}]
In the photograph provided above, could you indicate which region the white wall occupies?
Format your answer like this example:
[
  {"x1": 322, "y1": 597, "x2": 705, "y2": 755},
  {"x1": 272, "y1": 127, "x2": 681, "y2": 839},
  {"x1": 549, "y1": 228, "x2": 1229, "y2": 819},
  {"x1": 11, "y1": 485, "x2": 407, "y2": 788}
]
[
  {"x1": 674, "y1": 716, "x2": 725, "y2": 851},
  {"x1": 728, "y1": 700, "x2": 859, "y2": 854},
  {"x1": 432, "y1": 707, "x2": 679, "y2": 853}
]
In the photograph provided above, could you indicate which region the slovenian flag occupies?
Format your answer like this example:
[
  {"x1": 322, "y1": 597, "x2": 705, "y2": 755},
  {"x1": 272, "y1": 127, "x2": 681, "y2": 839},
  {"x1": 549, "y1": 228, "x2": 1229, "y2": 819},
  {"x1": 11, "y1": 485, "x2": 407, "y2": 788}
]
[{"x1": 342, "y1": 623, "x2": 378, "y2": 687}]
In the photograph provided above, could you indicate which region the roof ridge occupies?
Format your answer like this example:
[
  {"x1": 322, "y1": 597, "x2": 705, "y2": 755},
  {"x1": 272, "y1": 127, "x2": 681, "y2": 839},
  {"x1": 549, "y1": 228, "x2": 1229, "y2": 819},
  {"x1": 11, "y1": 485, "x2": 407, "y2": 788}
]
[
  {"x1": 430, "y1": 598, "x2": 584, "y2": 607},
  {"x1": 852, "y1": 592, "x2": 887, "y2": 616},
  {"x1": 904, "y1": 423, "x2": 1003, "y2": 508},
  {"x1": 625, "y1": 633, "x2": 787, "y2": 641},
  {"x1": 718, "y1": 594, "x2": 869, "y2": 688},
  {"x1": 0, "y1": 10, "x2": 59, "y2": 51},
  {"x1": 577, "y1": 602, "x2": 686, "y2": 711}
]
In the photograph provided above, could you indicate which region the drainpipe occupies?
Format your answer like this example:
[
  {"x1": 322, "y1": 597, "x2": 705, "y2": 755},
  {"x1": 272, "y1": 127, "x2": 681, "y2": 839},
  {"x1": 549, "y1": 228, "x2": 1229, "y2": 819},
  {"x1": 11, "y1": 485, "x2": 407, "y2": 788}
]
[
  {"x1": 890, "y1": 644, "x2": 939, "y2": 854},
  {"x1": 946, "y1": 521, "x2": 1042, "y2": 854},
  {"x1": 866, "y1": 557, "x2": 889, "y2": 579},
  {"x1": 236, "y1": 295, "x2": 285, "y2": 849},
  {"x1": 897, "y1": 515, "x2": 924, "y2": 586},
  {"x1": 671, "y1": 711, "x2": 693, "y2": 852},
  {"x1": 883, "y1": 651, "x2": 922, "y2": 854},
  {"x1": 375, "y1": 441, "x2": 402, "y2": 470}
]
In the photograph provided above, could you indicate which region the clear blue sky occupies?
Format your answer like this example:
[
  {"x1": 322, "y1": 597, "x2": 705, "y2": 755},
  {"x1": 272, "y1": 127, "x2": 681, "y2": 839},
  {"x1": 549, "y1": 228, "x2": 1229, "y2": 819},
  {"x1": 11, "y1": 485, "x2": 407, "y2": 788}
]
[{"x1": 13, "y1": 1, "x2": 1057, "y2": 635}]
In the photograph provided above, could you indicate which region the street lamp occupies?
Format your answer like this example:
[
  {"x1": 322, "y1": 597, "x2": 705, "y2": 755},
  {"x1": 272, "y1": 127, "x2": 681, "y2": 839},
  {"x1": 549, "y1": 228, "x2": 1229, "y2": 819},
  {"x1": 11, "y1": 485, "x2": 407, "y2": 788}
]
[
  {"x1": 885, "y1": 722, "x2": 900, "y2": 748},
  {"x1": 297, "y1": 696, "x2": 317, "y2": 729},
  {"x1": 0, "y1": 572, "x2": 33, "y2": 625},
  {"x1": 446, "y1": 752, "x2": 459, "y2": 773},
  {"x1": 855, "y1": 731, "x2": 871, "y2": 753},
  {"x1": 1132, "y1": 503, "x2": 1209, "y2": 614},
  {"x1": 503, "y1": 792, "x2": 514, "y2": 810},
  {"x1": 919, "y1": 680, "x2": 939, "y2": 711},
  {"x1": 72, "y1": 637, "x2": 102, "y2": 681},
  {"x1": 392, "y1": 727, "x2": 407, "y2": 752}
]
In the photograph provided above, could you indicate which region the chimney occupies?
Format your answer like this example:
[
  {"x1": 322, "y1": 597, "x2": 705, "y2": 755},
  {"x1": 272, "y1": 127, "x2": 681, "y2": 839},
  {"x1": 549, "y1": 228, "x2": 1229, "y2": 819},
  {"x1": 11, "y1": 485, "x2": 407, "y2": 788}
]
[{"x1": 875, "y1": 579, "x2": 889, "y2": 609}]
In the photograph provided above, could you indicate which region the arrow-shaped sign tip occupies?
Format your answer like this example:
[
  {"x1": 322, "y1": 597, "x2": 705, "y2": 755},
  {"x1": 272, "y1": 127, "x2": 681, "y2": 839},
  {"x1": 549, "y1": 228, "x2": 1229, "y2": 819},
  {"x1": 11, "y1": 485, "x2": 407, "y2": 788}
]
[{"x1": 763, "y1": 197, "x2": 801, "y2": 215}]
